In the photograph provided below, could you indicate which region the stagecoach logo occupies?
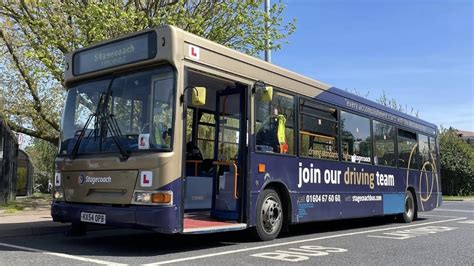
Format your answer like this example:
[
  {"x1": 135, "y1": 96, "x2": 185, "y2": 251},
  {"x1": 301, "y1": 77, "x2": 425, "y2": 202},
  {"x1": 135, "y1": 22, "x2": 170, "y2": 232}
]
[
  {"x1": 78, "y1": 173, "x2": 112, "y2": 185},
  {"x1": 78, "y1": 173, "x2": 85, "y2": 185}
]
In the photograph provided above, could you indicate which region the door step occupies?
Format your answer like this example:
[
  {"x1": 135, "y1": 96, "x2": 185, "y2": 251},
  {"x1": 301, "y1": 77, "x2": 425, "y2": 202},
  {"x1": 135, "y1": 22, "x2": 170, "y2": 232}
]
[
  {"x1": 182, "y1": 211, "x2": 246, "y2": 234},
  {"x1": 183, "y1": 223, "x2": 247, "y2": 234}
]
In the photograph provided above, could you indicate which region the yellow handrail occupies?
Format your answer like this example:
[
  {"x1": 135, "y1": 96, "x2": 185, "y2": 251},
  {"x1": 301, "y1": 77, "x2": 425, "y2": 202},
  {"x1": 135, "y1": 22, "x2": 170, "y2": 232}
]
[{"x1": 213, "y1": 161, "x2": 238, "y2": 199}]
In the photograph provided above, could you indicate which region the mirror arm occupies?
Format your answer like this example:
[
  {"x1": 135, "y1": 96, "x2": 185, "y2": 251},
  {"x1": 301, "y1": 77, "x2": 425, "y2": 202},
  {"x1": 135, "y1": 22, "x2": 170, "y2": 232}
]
[{"x1": 180, "y1": 86, "x2": 197, "y2": 104}]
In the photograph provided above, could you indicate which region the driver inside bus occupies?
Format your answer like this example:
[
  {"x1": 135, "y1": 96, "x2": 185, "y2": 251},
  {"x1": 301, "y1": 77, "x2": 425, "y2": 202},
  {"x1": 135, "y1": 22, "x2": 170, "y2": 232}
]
[{"x1": 256, "y1": 108, "x2": 288, "y2": 154}]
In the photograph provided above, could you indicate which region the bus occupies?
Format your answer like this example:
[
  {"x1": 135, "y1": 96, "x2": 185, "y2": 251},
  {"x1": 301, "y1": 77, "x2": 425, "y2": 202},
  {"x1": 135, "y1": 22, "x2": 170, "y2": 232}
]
[{"x1": 52, "y1": 25, "x2": 441, "y2": 241}]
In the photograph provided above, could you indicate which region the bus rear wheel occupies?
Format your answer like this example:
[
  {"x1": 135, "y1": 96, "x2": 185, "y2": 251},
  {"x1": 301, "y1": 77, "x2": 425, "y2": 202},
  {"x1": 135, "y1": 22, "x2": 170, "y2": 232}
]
[
  {"x1": 399, "y1": 190, "x2": 416, "y2": 223},
  {"x1": 254, "y1": 188, "x2": 283, "y2": 241}
]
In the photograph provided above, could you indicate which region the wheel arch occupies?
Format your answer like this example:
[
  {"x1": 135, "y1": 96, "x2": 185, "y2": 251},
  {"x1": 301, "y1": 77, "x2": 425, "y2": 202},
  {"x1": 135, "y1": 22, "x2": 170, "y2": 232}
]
[{"x1": 262, "y1": 181, "x2": 292, "y2": 232}]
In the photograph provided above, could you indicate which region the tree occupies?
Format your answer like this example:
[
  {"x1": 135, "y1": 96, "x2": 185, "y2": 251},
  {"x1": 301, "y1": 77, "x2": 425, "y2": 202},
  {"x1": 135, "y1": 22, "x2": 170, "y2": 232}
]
[
  {"x1": 439, "y1": 128, "x2": 474, "y2": 196},
  {"x1": 377, "y1": 90, "x2": 419, "y2": 118},
  {"x1": 24, "y1": 138, "x2": 57, "y2": 193},
  {"x1": 0, "y1": 0, "x2": 296, "y2": 146},
  {"x1": 345, "y1": 89, "x2": 419, "y2": 117}
]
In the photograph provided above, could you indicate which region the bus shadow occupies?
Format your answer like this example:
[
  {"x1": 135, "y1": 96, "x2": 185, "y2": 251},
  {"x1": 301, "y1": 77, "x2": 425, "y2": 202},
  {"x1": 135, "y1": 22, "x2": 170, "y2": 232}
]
[
  {"x1": 281, "y1": 216, "x2": 428, "y2": 239},
  {"x1": 52, "y1": 216, "x2": 427, "y2": 258},
  {"x1": 0, "y1": 216, "x2": 428, "y2": 260}
]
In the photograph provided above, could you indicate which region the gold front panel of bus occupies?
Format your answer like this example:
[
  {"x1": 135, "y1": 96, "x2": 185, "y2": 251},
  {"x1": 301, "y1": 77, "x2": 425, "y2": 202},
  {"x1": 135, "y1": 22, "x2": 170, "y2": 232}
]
[{"x1": 62, "y1": 170, "x2": 138, "y2": 204}]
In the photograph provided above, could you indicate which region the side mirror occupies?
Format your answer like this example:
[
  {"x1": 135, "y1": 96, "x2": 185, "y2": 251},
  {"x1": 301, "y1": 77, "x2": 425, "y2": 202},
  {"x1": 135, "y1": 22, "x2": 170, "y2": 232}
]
[
  {"x1": 261, "y1": 86, "x2": 273, "y2": 102},
  {"x1": 192, "y1": 86, "x2": 206, "y2": 106},
  {"x1": 254, "y1": 80, "x2": 273, "y2": 102}
]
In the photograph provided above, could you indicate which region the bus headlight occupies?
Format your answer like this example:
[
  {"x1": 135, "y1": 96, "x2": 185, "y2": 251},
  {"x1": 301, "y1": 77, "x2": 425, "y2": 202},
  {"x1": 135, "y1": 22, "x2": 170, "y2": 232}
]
[
  {"x1": 53, "y1": 190, "x2": 64, "y2": 201},
  {"x1": 132, "y1": 190, "x2": 173, "y2": 205}
]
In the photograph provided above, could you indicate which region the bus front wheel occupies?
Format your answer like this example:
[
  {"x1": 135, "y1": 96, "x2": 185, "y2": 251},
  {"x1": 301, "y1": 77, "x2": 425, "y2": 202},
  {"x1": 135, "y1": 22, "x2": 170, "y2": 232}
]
[
  {"x1": 254, "y1": 188, "x2": 283, "y2": 241},
  {"x1": 399, "y1": 190, "x2": 416, "y2": 223}
]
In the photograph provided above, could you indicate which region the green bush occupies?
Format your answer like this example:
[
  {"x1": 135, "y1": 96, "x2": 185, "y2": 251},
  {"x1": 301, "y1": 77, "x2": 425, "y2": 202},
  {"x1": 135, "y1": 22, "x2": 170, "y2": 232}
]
[{"x1": 440, "y1": 128, "x2": 474, "y2": 196}]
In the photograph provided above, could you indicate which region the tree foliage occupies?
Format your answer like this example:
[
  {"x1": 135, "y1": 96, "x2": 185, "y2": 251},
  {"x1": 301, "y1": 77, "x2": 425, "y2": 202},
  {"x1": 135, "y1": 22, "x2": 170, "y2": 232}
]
[
  {"x1": 439, "y1": 128, "x2": 474, "y2": 196},
  {"x1": 24, "y1": 138, "x2": 57, "y2": 193},
  {"x1": 0, "y1": 0, "x2": 296, "y2": 146},
  {"x1": 377, "y1": 90, "x2": 419, "y2": 118}
]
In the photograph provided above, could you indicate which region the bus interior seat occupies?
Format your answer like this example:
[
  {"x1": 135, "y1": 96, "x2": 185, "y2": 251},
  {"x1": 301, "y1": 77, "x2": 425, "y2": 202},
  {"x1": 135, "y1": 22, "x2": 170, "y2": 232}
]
[
  {"x1": 381, "y1": 152, "x2": 396, "y2": 166},
  {"x1": 200, "y1": 158, "x2": 216, "y2": 176},
  {"x1": 186, "y1": 142, "x2": 203, "y2": 161}
]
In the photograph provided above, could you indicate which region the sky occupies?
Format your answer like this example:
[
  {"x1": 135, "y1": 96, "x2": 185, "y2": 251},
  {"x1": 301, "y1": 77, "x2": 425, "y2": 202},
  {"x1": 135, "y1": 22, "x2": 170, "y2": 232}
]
[{"x1": 272, "y1": 0, "x2": 473, "y2": 131}]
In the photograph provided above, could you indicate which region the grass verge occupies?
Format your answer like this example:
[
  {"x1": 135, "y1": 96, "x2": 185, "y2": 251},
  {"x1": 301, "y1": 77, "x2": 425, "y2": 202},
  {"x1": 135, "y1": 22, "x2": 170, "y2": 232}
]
[
  {"x1": 0, "y1": 193, "x2": 52, "y2": 214},
  {"x1": 442, "y1": 195, "x2": 474, "y2": 201}
]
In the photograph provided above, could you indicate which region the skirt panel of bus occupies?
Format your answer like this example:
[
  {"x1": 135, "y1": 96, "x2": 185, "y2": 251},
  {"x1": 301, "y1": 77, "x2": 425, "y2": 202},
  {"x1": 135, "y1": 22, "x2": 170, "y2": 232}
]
[{"x1": 51, "y1": 178, "x2": 182, "y2": 234}]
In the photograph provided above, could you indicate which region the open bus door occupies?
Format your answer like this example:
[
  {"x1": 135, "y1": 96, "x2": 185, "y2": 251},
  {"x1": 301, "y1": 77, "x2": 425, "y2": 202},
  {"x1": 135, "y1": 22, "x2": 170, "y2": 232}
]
[
  {"x1": 211, "y1": 87, "x2": 247, "y2": 221},
  {"x1": 182, "y1": 80, "x2": 247, "y2": 234}
]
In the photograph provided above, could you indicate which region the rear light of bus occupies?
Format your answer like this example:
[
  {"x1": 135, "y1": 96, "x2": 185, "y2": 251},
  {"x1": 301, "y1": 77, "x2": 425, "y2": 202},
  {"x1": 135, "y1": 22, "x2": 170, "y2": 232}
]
[{"x1": 132, "y1": 190, "x2": 173, "y2": 205}]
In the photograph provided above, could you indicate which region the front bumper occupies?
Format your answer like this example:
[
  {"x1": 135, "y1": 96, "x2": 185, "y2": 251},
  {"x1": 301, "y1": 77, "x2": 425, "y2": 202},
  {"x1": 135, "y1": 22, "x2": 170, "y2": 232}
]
[{"x1": 51, "y1": 201, "x2": 180, "y2": 234}]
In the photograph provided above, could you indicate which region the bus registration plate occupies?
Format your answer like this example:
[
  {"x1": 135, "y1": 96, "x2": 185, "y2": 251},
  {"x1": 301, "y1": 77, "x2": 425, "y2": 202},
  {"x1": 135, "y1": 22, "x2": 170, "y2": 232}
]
[{"x1": 80, "y1": 212, "x2": 106, "y2": 224}]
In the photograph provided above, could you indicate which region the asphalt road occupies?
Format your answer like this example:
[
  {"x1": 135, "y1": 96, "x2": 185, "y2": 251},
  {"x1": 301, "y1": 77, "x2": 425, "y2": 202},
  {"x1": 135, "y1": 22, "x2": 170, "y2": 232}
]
[{"x1": 0, "y1": 201, "x2": 472, "y2": 265}]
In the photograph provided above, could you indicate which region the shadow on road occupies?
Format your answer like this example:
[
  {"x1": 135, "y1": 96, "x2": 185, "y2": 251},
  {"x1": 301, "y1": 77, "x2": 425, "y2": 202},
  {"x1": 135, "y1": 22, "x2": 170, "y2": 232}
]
[{"x1": 1, "y1": 215, "x2": 428, "y2": 260}]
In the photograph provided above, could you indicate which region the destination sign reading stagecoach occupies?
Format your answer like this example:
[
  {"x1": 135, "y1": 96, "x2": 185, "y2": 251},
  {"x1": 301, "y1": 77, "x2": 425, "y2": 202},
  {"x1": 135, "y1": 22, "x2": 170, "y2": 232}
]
[{"x1": 73, "y1": 31, "x2": 157, "y2": 75}]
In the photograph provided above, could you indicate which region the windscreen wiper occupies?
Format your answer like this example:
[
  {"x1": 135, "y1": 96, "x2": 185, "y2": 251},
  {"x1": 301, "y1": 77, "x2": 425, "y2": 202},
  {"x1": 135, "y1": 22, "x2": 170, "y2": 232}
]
[
  {"x1": 104, "y1": 113, "x2": 130, "y2": 160},
  {"x1": 97, "y1": 83, "x2": 130, "y2": 161},
  {"x1": 69, "y1": 78, "x2": 130, "y2": 160},
  {"x1": 70, "y1": 90, "x2": 108, "y2": 159}
]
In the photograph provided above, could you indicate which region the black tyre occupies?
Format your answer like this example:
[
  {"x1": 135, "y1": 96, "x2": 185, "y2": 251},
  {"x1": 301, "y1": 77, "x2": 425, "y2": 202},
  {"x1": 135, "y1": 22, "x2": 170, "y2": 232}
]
[
  {"x1": 399, "y1": 190, "x2": 416, "y2": 223},
  {"x1": 254, "y1": 188, "x2": 283, "y2": 241}
]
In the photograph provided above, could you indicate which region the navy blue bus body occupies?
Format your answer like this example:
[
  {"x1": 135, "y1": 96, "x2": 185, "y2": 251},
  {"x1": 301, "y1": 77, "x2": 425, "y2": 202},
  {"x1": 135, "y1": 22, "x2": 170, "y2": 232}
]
[{"x1": 248, "y1": 87, "x2": 441, "y2": 227}]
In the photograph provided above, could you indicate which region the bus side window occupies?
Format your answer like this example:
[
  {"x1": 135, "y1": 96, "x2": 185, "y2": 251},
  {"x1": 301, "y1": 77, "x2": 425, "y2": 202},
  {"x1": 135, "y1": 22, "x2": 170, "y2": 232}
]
[
  {"x1": 299, "y1": 99, "x2": 338, "y2": 160},
  {"x1": 340, "y1": 111, "x2": 372, "y2": 164},
  {"x1": 397, "y1": 129, "x2": 418, "y2": 169},
  {"x1": 418, "y1": 134, "x2": 429, "y2": 171},
  {"x1": 255, "y1": 88, "x2": 295, "y2": 155},
  {"x1": 373, "y1": 120, "x2": 396, "y2": 167}
]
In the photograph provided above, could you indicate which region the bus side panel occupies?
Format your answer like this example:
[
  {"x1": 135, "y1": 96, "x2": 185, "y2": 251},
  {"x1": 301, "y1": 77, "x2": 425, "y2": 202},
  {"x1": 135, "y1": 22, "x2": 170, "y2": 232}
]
[
  {"x1": 406, "y1": 168, "x2": 442, "y2": 212},
  {"x1": 249, "y1": 153, "x2": 440, "y2": 226}
]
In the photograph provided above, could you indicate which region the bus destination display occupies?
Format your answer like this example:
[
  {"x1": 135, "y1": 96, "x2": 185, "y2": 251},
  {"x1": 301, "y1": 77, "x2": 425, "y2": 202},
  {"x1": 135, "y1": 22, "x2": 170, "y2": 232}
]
[{"x1": 73, "y1": 31, "x2": 156, "y2": 75}]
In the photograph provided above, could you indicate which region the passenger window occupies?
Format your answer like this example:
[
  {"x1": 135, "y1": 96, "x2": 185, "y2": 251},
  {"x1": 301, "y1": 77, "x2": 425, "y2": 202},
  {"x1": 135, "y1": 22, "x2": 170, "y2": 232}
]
[
  {"x1": 429, "y1": 137, "x2": 437, "y2": 164},
  {"x1": 186, "y1": 108, "x2": 194, "y2": 144},
  {"x1": 255, "y1": 89, "x2": 295, "y2": 155},
  {"x1": 398, "y1": 129, "x2": 418, "y2": 169},
  {"x1": 373, "y1": 120, "x2": 396, "y2": 167},
  {"x1": 418, "y1": 134, "x2": 429, "y2": 171},
  {"x1": 299, "y1": 99, "x2": 338, "y2": 160},
  {"x1": 341, "y1": 111, "x2": 372, "y2": 164},
  {"x1": 197, "y1": 112, "x2": 216, "y2": 159}
]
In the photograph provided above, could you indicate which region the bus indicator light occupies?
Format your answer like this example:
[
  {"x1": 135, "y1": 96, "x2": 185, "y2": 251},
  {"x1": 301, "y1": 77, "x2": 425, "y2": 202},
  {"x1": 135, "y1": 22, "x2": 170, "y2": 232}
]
[
  {"x1": 258, "y1": 164, "x2": 266, "y2": 173},
  {"x1": 151, "y1": 192, "x2": 172, "y2": 204}
]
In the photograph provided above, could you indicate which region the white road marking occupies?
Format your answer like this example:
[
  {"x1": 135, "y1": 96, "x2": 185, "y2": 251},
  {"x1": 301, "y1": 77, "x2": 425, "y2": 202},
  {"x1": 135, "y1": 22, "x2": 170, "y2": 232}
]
[
  {"x1": 457, "y1": 220, "x2": 474, "y2": 224},
  {"x1": 367, "y1": 225, "x2": 457, "y2": 240},
  {"x1": 420, "y1": 214, "x2": 464, "y2": 219},
  {"x1": 0, "y1": 242, "x2": 126, "y2": 266},
  {"x1": 145, "y1": 217, "x2": 466, "y2": 265},
  {"x1": 434, "y1": 209, "x2": 474, "y2": 213}
]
